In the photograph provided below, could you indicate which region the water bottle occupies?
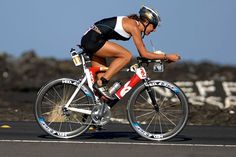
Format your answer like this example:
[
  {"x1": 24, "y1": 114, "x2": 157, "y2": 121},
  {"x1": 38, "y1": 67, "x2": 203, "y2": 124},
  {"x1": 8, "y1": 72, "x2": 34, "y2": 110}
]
[
  {"x1": 70, "y1": 48, "x2": 82, "y2": 66},
  {"x1": 109, "y1": 82, "x2": 122, "y2": 95}
]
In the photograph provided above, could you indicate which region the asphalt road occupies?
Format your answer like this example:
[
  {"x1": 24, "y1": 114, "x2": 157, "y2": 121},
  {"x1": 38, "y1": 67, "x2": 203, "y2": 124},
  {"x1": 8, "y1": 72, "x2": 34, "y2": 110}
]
[{"x1": 0, "y1": 121, "x2": 236, "y2": 157}]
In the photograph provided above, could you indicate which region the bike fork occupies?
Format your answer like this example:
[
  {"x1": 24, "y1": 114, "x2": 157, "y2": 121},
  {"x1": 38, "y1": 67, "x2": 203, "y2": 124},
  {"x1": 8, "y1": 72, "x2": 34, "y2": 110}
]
[{"x1": 146, "y1": 86, "x2": 159, "y2": 112}]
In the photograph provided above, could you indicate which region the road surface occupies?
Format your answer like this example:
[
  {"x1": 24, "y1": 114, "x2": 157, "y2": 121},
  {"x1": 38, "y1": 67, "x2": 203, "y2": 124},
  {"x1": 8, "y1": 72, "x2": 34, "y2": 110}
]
[{"x1": 0, "y1": 121, "x2": 235, "y2": 157}]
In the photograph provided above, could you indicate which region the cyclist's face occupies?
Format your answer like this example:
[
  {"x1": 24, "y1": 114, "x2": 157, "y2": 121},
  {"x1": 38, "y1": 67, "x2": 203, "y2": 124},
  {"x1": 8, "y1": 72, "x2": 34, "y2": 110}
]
[{"x1": 145, "y1": 23, "x2": 156, "y2": 35}]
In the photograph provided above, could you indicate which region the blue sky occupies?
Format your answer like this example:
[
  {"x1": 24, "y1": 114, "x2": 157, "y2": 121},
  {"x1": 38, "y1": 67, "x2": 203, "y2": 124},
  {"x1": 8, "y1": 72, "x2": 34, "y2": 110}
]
[{"x1": 0, "y1": 0, "x2": 235, "y2": 65}]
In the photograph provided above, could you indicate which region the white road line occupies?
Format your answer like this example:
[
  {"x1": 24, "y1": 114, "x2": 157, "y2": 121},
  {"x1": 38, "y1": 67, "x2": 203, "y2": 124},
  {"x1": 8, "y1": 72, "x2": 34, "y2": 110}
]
[{"x1": 0, "y1": 140, "x2": 235, "y2": 148}]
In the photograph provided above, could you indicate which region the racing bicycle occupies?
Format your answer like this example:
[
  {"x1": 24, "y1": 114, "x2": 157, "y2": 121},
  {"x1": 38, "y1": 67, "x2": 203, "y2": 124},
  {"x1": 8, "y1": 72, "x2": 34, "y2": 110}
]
[{"x1": 34, "y1": 48, "x2": 189, "y2": 141}]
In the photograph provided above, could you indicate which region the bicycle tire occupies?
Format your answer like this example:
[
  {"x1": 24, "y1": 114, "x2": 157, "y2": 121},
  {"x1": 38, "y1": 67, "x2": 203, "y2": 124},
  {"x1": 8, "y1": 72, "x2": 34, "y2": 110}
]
[
  {"x1": 127, "y1": 80, "x2": 189, "y2": 141},
  {"x1": 34, "y1": 78, "x2": 95, "y2": 138}
]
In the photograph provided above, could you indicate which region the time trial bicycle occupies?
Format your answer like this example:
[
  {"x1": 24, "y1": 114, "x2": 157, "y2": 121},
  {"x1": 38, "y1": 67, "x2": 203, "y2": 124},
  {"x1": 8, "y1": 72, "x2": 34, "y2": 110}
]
[{"x1": 34, "y1": 47, "x2": 189, "y2": 141}]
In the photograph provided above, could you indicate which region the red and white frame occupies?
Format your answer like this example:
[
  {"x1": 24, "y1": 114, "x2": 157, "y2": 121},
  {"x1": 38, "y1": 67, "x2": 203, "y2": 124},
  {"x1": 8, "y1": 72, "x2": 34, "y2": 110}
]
[{"x1": 85, "y1": 66, "x2": 147, "y2": 100}]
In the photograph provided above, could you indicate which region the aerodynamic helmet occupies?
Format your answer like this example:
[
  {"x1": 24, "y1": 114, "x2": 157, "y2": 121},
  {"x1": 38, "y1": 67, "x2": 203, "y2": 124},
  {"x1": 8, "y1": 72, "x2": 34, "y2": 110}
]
[{"x1": 139, "y1": 6, "x2": 161, "y2": 29}]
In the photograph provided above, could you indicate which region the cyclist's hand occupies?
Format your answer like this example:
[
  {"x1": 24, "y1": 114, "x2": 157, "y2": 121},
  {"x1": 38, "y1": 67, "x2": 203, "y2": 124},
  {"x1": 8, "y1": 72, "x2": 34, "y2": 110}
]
[{"x1": 166, "y1": 54, "x2": 181, "y2": 62}]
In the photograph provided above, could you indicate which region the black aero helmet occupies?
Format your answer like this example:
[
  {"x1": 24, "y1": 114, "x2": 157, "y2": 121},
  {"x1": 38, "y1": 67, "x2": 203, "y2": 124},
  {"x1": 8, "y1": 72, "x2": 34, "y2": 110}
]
[{"x1": 139, "y1": 6, "x2": 161, "y2": 29}]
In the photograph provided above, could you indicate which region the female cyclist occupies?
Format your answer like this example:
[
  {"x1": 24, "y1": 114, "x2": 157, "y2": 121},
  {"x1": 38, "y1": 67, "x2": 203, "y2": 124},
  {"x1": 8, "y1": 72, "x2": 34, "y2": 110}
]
[{"x1": 80, "y1": 6, "x2": 181, "y2": 99}]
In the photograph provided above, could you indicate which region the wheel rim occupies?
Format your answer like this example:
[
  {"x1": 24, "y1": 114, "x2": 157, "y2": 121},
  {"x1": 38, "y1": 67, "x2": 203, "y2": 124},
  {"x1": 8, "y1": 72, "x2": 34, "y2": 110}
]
[
  {"x1": 36, "y1": 82, "x2": 93, "y2": 138},
  {"x1": 130, "y1": 86, "x2": 187, "y2": 140}
]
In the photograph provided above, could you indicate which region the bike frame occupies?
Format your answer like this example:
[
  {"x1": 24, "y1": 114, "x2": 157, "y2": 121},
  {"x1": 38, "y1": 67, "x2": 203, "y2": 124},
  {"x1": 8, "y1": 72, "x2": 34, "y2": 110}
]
[
  {"x1": 35, "y1": 50, "x2": 189, "y2": 141},
  {"x1": 64, "y1": 53, "x2": 149, "y2": 115}
]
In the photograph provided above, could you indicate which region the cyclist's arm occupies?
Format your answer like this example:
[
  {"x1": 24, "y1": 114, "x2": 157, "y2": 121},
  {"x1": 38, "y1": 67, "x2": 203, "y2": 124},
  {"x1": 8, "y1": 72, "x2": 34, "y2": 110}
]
[{"x1": 124, "y1": 19, "x2": 166, "y2": 60}]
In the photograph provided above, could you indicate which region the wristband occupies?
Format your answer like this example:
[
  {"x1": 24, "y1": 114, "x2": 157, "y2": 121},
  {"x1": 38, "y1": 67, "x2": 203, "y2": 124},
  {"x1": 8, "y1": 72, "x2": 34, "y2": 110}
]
[{"x1": 154, "y1": 50, "x2": 165, "y2": 55}]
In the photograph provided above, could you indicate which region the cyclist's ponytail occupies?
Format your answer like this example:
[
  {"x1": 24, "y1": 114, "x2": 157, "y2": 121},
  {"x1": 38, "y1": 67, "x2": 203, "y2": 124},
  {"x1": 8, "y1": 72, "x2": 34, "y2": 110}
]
[
  {"x1": 127, "y1": 14, "x2": 147, "y2": 39},
  {"x1": 127, "y1": 14, "x2": 141, "y2": 21}
]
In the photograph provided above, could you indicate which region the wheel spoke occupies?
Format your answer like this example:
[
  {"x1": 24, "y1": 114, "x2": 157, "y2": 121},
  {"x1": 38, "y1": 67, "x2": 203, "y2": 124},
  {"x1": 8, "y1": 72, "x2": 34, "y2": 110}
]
[
  {"x1": 133, "y1": 108, "x2": 153, "y2": 112},
  {"x1": 67, "y1": 117, "x2": 73, "y2": 132},
  {"x1": 159, "y1": 112, "x2": 170, "y2": 132},
  {"x1": 136, "y1": 110, "x2": 155, "y2": 119},
  {"x1": 72, "y1": 115, "x2": 83, "y2": 125},
  {"x1": 159, "y1": 96, "x2": 167, "y2": 108},
  {"x1": 139, "y1": 111, "x2": 155, "y2": 124},
  {"x1": 53, "y1": 87, "x2": 63, "y2": 101},
  {"x1": 72, "y1": 95, "x2": 86, "y2": 103},
  {"x1": 145, "y1": 114, "x2": 156, "y2": 131},
  {"x1": 136, "y1": 100, "x2": 147, "y2": 106},
  {"x1": 63, "y1": 84, "x2": 67, "y2": 102},
  {"x1": 48, "y1": 114, "x2": 64, "y2": 126},
  {"x1": 59, "y1": 121, "x2": 62, "y2": 132},
  {"x1": 160, "y1": 103, "x2": 180, "y2": 110},
  {"x1": 161, "y1": 111, "x2": 180, "y2": 119},
  {"x1": 140, "y1": 92, "x2": 153, "y2": 107},
  {"x1": 44, "y1": 96, "x2": 58, "y2": 106},
  {"x1": 158, "y1": 113, "x2": 163, "y2": 134},
  {"x1": 159, "y1": 111, "x2": 177, "y2": 127},
  {"x1": 153, "y1": 113, "x2": 158, "y2": 133},
  {"x1": 41, "y1": 102, "x2": 54, "y2": 109},
  {"x1": 41, "y1": 111, "x2": 51, "y2": 116}
]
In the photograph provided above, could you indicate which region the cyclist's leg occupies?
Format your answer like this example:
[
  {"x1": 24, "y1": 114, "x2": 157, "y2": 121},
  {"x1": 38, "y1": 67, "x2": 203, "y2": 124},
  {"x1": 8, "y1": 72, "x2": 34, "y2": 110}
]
[
  {"x1": 91, "y1": 55, "x2": 107, "y2": 84},
  {"x1": 94, "y1": 41, "x2": 132, "y2": 82}
]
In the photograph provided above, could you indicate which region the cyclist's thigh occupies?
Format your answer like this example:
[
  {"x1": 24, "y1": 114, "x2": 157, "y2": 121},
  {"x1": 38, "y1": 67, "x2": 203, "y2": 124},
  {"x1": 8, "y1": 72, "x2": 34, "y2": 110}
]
[
  {"x1": 91, "y1": 55, "x2": 107, "y2": 67},
  {"x1": 94, "y1": 41, "x2": 132, "y2": 58}
]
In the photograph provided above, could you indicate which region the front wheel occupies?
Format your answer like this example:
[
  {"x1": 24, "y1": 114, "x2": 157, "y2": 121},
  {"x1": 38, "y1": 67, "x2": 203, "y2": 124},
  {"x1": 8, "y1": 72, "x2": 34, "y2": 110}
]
[{"x1": 127, "y1": 80, "x2": 189, "y2": 141}]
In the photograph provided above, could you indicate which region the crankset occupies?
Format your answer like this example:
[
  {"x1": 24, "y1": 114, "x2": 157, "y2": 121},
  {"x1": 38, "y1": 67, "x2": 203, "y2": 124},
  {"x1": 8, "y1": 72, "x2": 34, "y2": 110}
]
[{"x1": 91, "y1": 104, "x2": 111, "y2": 126}]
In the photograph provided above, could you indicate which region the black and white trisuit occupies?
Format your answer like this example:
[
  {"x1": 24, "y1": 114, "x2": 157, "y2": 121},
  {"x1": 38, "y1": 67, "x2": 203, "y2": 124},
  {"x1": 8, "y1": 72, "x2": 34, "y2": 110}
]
[{"x1": 80, "y1": 16, "x2": 131, "y2": 56}]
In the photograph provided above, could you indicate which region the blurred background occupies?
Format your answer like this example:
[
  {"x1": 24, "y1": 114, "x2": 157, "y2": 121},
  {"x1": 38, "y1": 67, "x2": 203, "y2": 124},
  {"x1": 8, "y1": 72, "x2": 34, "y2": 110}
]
[{"x1": 0, "y1": 0, "x2": 235, "y2": 125}]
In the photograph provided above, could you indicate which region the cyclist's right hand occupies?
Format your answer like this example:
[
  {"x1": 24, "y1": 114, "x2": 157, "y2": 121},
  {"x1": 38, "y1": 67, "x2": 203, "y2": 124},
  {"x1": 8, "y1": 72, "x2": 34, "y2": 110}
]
[{"x1": 166, "y1": 54, "x2": 181, "y2": 62}]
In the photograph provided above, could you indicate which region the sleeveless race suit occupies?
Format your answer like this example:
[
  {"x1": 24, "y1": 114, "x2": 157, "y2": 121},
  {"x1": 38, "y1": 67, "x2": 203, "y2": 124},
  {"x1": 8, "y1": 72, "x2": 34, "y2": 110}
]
[{"x1": 80, "y1": 16, "x2": 131, "y2": 56}]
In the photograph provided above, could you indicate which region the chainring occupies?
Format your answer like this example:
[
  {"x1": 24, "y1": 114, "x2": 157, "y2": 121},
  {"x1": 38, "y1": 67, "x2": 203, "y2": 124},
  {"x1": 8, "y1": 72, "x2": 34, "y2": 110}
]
[{"x1": 91, "y1": 104, "x2": 111, "y2": 126}]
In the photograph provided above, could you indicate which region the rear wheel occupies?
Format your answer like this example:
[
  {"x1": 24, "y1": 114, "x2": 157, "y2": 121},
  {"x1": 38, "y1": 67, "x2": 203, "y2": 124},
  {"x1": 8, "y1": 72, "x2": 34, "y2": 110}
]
[
  {"x1": 35, "y1": 78, "x2": 95, "y2": 138},
  {"x1": 127, "y1": 80, "x2": 188, "y2": 141}
]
